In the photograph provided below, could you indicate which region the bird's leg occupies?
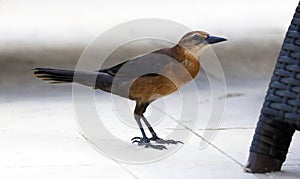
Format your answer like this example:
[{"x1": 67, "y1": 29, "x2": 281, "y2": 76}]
[
  {"x1": 131, "y1": 114, "x2": 167, "y2": 150},
  {"x1": 142, "y1": 115, "x2": 183, "y2": 145},
  {"x1": 131, "y1": 102, "x2": 151, "y2": 143},
  {"x1": 141, "y1": 115, "x2": 161, "y2": 141},
  {"x1": 131, "y1": 114, "x2": 150, "y2": 144},
  {"x1": 131, "y1": 102, "x2": 167, "y2": 150}
]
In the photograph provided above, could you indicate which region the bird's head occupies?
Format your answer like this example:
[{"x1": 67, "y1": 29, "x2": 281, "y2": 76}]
[{"x1": 178, "y1": 31, "x2": 227, "y2": 58}]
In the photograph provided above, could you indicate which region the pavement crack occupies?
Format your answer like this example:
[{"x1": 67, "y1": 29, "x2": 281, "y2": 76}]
[
  {"x1": 165, "y1": 127, "x2": 255, "y2": 131},
  {"x1": 114, "y1": 162, "x2": 140, "y2": 179},
  {"x1": 197, "y1": 127, "x2": 255, "y2": 131},
  {"x1": 76, "y1": 130, "x2": 139, "y2": 179},
  {"x1": 152, "y1": 105, "x2": 245, "y2": 169}
]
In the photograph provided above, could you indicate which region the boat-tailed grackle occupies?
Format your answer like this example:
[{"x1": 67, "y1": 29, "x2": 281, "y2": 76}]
[{"x1": 33, "y1": 31, "x2": 226, "y2": 150}]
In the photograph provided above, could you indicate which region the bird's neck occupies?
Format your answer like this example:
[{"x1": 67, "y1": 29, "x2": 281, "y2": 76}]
[
  {"x1": 171, "y1": 45, "x2": 201, "y2": 79},
  {"x1": 154, "y1": 45, "x2": 201, "y2": 79}
]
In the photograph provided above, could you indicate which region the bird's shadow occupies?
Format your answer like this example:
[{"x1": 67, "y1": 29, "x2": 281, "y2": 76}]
[{"x1": 143, "y1": 139, "x2": 184, "y2": 150}]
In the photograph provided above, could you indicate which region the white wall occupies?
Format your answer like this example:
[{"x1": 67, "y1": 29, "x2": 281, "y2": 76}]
[{"x1": 0, "y1": 0, "x2": 298, "y2": 48}]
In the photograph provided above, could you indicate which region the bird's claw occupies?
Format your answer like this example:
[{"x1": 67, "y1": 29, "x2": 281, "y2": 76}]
[
  {"x1": 147, "y1": 135, "x2": 184, "y2": 145},
  {"x1": 132, "y1": 139, "x2": 144, "y2": 145},
  {"x1": 131, "y1": 136, "x2": 142, "y2": 141},
  {"x1": 131, "y1": 137, "x2": 167, "y2": 150},
  {"x1": 131, "y1": 137, "x2": 150, "y2": 145}
]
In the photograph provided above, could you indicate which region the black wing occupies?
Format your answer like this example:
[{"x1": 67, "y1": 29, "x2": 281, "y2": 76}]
[{"x1": 98, "y1": 49, "x2": 176, "y2": 78}]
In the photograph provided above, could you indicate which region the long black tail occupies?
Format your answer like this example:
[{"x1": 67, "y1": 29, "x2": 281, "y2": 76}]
[
  {"x1": 33, "y1": 68, "x2": 113, "y2": 92},
  {"x1": 34, "y1": 68, "x2": 75, "y2": 83}
]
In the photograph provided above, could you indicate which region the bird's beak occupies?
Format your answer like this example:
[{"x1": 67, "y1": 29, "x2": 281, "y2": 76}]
[{"x1": 206, "y1": 35, "x2": 227, "y2": 44}]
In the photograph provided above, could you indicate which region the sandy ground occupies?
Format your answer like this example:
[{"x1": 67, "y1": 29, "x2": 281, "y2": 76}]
[{"x1": 1, "y1": 36, "x2": 300, "y2": 179}]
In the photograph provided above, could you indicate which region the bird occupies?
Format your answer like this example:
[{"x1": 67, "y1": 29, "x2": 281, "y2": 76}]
[{"x1": 33, "y1": 31, "x2": 226, "y2": 150}]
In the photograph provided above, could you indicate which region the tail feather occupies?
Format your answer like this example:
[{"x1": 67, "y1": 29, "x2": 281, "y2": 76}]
[
  {"x1": 34, "y1": 74, "x2": 74, "y2": 82},
  {"x1": 33, "y1": 68, "x2": 114, "y2": 92},
  {"x1": 33, "y1": 68, "x2": 74, "y2": 83}
]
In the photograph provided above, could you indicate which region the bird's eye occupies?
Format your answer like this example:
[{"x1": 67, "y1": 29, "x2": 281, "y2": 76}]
[{"x1": 191, "y1": 34, "x2": 201, "y2": 40}]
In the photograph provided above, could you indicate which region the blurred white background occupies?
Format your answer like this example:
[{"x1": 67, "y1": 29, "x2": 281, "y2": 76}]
[{"x1": 0, "y1": 0, "x2": 298, "y2": 49}]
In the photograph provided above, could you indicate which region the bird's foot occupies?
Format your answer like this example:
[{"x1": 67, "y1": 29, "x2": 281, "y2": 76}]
[
  {"x1": 131, "y1": 137, "x2": 167, "y2": 150},
  {"x1": 149, "y1": 135, "x2": 184, "y2": 145},
  {"x1": 148, "y1": 135, "x2": 162, "y2": 141},
  {"x1": 131, "y1": 136, "x2": 150, "y2": 144}
]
